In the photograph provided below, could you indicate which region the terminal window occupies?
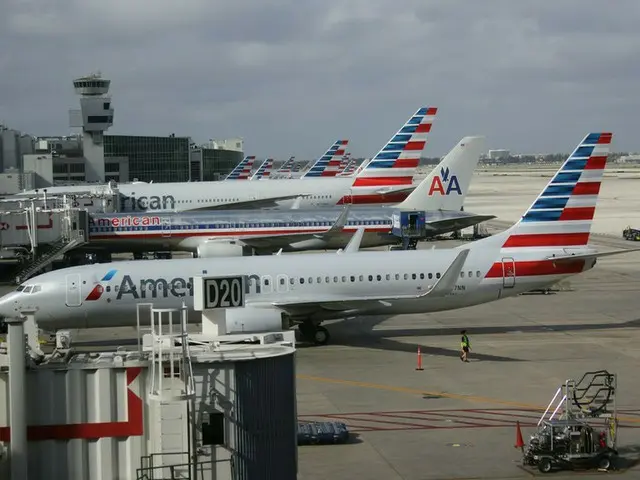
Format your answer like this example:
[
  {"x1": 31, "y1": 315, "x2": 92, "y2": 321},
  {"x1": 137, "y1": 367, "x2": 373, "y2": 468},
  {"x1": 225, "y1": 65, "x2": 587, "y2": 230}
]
[{"x1": 202, "y1": 412, "x2": 225, "y2": 446}]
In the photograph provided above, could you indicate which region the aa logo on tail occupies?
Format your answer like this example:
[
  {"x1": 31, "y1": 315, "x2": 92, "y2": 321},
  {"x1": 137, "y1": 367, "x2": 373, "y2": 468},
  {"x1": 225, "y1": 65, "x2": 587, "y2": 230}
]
[{"x1": 428, "y1": 167, "x2": 462, "y2": 196}]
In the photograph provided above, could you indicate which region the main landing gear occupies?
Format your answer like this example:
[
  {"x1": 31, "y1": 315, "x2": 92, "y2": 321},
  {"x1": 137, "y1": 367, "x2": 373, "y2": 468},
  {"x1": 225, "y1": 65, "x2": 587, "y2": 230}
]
[{"x1": 298, "y1": 322, "x2": 331, "y2": 346}]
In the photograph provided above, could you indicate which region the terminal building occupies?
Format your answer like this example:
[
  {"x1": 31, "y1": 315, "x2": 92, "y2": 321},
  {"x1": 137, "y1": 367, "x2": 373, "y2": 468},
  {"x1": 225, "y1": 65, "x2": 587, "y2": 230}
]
[{"x1": 0, "y1": 73, "x2": 244, "y2": 194}]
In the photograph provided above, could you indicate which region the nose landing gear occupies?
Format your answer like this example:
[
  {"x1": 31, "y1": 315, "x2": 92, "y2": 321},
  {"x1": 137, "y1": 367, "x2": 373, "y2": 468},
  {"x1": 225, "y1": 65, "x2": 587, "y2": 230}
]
[{"x1": 298, "y1": 322, "x2": 331, "y2": 346}]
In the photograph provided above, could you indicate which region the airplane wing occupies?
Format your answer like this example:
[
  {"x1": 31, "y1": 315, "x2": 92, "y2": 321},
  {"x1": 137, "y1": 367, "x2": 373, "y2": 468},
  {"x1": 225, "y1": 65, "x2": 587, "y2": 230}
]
[
  {"x1": 225, "y1": 207, "x2": 351, "y2": 250},
  {"x1": 192, "y1": 194, "x2": 312, "y2": 210},
  {"x1": 424, "y1": 214, "x2": 496, "y2": 234},
  {"x1": 251, "y1": 249, "x2": 470, "y2": 315}
]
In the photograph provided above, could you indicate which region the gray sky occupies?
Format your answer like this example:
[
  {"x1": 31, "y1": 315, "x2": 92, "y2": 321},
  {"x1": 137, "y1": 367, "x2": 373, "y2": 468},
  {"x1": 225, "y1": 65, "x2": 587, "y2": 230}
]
[{"x1": 2, "y1": 0, "x2": 639, "y2": 158}]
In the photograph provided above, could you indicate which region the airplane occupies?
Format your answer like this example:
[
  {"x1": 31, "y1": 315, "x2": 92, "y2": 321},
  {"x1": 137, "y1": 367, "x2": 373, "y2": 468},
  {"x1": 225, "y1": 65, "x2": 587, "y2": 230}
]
[
  {"x1": 224, "y1": 155, "x2": 256, "y2": 180},
  {"x1": 301, "y1": 140, "x2": 349, "y2": 178},
  {"x1": 2, "y1": 132, "x2": 635, "y2": 347},
  {"x1": 271, "y1": 156, "x2": 296, "y2": 178},
  {"x1": 12, "y1": 107, "x2": 437, "y2": 212},
  {"x1": 249, "y1": 158, "x2": 274, "y2": 180},
  {"x1": 81, "y1": 136, "x2": 491, "y2": 257}
]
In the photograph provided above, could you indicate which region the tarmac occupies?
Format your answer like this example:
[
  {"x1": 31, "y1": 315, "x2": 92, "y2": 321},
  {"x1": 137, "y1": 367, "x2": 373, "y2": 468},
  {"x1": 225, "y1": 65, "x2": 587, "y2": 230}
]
[{"x1": 3, "y1": 170, "x2": 640, "y2": 479}]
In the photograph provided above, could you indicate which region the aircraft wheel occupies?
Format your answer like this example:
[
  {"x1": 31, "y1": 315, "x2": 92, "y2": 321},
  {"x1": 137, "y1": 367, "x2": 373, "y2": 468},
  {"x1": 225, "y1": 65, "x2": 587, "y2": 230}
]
[{"x1": 313, "y1": 326, "x2": 330, "y2": 346}]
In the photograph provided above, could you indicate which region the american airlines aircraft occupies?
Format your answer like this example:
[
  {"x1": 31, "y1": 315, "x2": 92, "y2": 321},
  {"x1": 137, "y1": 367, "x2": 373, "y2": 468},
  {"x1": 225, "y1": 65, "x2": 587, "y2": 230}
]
[
  {"x1": 1, "y1": 132, "x2": 634, "y2": 346},
  {"x1": 224, "y1": 155, "x2": 256, "y2": 180},
  {"x1": 14, "y1": 107, "x2": 436, "y2": 211},
  {"x1": 249, "y1": 158, "x2": 274, "y2": 180},
  {"x1": 84, "y1": 136, "x2": 490, "y2": 257}
]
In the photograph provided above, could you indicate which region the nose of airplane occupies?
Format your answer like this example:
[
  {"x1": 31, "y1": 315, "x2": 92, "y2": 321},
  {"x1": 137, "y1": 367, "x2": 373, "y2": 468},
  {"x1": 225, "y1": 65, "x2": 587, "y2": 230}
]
[{"x1": 0, "y1": 291, "x2": 22, "y2": 321}]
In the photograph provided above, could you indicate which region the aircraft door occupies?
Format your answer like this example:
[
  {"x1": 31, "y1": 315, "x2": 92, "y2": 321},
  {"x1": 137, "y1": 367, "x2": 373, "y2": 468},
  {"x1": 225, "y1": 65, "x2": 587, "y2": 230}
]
[
  {"x1": 65, "y1": 273, "x2": 83, "y2": 307},
  {"x1": 276, "y1": 274, "x2": 289, "y2": 293},
  {"x1": 162, "y1": 217, "x2": 171, "y2": 238},
  {"x1": 501, "y1": 257, "x2": 516, "y2": 288}
]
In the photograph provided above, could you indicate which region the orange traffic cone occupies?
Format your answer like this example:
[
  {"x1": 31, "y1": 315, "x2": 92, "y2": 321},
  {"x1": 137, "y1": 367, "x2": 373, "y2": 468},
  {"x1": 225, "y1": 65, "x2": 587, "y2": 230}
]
[
  {"x1": 514, "y1": 421, "x2": 525, "y2": 451},
  {"x1": 415, "y1": 346, "x2": 424, "y2": 371}
]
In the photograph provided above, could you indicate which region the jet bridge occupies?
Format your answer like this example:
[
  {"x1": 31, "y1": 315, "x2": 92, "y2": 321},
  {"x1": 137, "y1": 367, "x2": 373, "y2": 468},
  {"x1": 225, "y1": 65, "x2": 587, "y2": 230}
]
[{"x1": 0, "y1": 201, "x2": 90, "y2": 283}]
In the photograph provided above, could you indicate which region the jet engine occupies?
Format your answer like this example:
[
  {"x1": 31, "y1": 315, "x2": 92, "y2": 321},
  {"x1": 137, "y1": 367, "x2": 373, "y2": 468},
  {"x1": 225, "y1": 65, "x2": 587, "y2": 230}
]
[
  {"x1": 225, "y1": 306, "x2": 292, "y2": 333},
  {"x1": 196, "y1": 241, "x2": 253, "y2": 258}
]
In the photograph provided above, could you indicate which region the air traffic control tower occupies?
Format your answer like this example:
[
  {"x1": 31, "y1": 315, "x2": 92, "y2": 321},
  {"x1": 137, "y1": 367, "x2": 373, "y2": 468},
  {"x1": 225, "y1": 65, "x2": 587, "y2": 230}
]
[{"x1": 69, "y1": 73, "x2": 114, "y2": 182}]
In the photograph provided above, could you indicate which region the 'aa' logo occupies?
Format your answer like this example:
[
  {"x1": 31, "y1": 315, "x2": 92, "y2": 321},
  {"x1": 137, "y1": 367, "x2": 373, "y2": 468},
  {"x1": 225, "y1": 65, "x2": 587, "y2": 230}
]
[{"x1": 428, "y1": 167, "x2": 462, "y2": 196}]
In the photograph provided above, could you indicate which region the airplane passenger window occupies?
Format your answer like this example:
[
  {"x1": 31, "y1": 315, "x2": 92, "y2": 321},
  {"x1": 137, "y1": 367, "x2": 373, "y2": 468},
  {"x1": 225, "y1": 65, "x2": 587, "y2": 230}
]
[
  {"x1": 308, "y1": 277, "x2": 313, "y2": 284},
  {"x1": 395, "y1": 274, "x2": 400, "y2": 280},
  {"x1": 436, "y1": 273, "x2": 441, "y2": 279},
  {"x1": 386, "y1": 274, "x2": 390, "y2": 281},
  {"x1": 376, "y1": 275, "x2": 381, "y2": 281},
  {"x1": 404, "y1": 274, "x2": 408, "y2": 280},
  {"x1": 341, "y1": 276, "x2": 346, "y2": 282},
  {"x1": 359, "y1": 275, "x2": 364, "y2": 281},
  {"x1": 468, "y1": 271, "x2": 473, "y2": 277},
  {"x1": 317, "y1": 277, "x2": 322, "y2": 283},
  {"x1": 476, "y1": 271, "x2": 481, "y2": 277},
  {"x1": 300, "y1": 278, "x2": 305, "y2": 284},
  {"x1": 428, "y1": 273, "x2": 433, "y2": 279},
  {"x1": 333, "y1": 276, "x2": 338, "y2": 283},
  {"x1": 412, "y1": 274, "x2": 416, "y2": 280},
  {"x1": 325, "y1": 276, "x2": 330, "y2": 283},
  {"x1": 280, "y1": 278, "x2": 285, "y2": 286},
  {"x1": 368, "y1": 275, "x2": 373, "y2": 281},
  {"x1": 289, "y1": 278, "x2": 294, "y2": 285},
  {"x1": 420, "y1": 273, "x2": 424, "y2": 280},
  {"x1": 264, "y1": 278, "x2": 270, "y2": 286},
  {"x1": 460, "y1": 272, "x2": 464, "y2": 278},
  {"x1": 350, "y1": 276, "x2": 355, "y2": 282}
]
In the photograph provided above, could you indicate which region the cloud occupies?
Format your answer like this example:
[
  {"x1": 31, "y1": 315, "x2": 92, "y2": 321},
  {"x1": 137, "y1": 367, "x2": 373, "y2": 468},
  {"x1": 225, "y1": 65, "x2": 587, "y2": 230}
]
[{"x1": 2, "y1": 0, "x2": 640, "y2": 158}]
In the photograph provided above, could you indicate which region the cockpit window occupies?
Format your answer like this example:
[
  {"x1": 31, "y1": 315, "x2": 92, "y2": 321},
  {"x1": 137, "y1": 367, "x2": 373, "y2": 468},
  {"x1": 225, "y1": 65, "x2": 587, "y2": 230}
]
[
  {"x1": 18, "y1": 284, "x2": 41, "y2": 294},
  {"x1": 24, "y1": 286, "x2": 33, "y2": 294},
  {"x1": 16, "y1": 285, "x2": 25, "y2": 292},
  {"x1": 32, "y1": 285, "x2": 41, "y2": 293}
]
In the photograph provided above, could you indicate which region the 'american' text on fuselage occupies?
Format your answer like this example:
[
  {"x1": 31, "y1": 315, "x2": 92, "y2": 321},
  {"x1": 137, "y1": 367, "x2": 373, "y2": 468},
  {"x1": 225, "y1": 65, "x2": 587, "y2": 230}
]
[{"x1": 120, "y1": 195, "x2": 177, "y2": 211}]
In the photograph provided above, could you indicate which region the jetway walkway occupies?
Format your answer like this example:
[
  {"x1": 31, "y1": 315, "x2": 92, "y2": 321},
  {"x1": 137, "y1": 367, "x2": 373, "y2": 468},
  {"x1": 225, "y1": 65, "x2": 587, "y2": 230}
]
[{"x1": 0, "y1": 202, "x2": 91, "y2": 284}]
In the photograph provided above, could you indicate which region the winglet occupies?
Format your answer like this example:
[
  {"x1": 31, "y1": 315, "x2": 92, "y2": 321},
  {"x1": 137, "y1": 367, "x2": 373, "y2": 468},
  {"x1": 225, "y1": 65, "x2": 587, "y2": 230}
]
[
  {"x1": 338, "y1": 227, "x2": 366, "y2": 254},
  {"x1": 326, "y1": 206, "x2": 350, "y2": 234},
  {"x1": 422, "y1": 249, "x2": 470, "y2": 297}
]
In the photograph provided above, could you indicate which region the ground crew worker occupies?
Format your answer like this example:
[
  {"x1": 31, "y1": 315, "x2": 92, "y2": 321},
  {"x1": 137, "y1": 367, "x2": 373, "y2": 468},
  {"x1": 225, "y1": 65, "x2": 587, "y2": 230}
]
[{"x1": 460, "y1": 330, "x2": 470, "y2": 362}]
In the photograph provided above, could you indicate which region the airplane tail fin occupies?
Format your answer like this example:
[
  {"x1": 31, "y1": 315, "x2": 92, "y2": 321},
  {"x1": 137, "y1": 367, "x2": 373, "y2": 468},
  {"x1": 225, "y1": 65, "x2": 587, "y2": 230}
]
[
  {"x1": 352, "y1": 107, "x2": 437, "y2": 187},
  {"x1": 277, "y1": 156, "x2": 295, "y2": 174},
  {"x1": 226, "y1": 155, "x2": 256, "y2": 180},
  {"x1": 396, "y1": 136, "x2": 485, "y2": 211},
  {"x1": 302, "y1": 140, "x2": 349, "y2": 178},
  {"x1": 251, "y1": 158, "x2": 274, "y2": 180},
  {"x1": 496, "y1": 132, "x2": 612, "y2": 249}
]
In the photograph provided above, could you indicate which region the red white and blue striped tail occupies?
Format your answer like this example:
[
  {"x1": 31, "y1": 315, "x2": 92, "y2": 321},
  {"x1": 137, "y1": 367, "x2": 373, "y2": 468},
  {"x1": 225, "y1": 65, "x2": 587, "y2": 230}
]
[
  {"x1": 501, "y1": 132, "x2": 612, "y2": 249},
  {"x1": 250, "y1": 158, "x2": 274, "y2": 180},
  {"x1": 225, "y1": 155, "x2": 256, "y2": 180},
  {"x1": 352, "y1": 106, "x2": 437, "y2": 187},
  {"x1": 277, "y1": 156, "x2": 295, "y2": 173},
  {"x1": 302, "y1": 140, "x2": 349, "y2": 178}
]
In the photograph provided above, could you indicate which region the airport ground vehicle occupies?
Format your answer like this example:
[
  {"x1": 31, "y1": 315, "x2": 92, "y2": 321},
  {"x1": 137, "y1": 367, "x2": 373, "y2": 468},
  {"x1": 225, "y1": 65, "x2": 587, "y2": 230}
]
[
  {"x1": 622, "y1": 226, "x2": 640, "y2": 241},
  {"x1": 522, "y1": 371, "x2": 618, "y2": 474}
]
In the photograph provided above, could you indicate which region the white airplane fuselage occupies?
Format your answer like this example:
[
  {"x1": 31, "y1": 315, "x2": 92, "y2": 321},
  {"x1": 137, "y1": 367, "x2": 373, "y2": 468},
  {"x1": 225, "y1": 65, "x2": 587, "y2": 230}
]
[
  {"x1": 0, "y1": 238, "x2": 593, "y2": 330},
  {"x1": 17, "y1": 176, "x2": 414, "y2": 213}
]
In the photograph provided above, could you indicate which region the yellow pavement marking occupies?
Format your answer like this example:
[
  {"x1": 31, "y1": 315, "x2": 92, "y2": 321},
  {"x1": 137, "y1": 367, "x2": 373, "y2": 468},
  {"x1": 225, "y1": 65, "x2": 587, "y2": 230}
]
[{"x1": 297, "y1": 374, "x2": 640, "y2": 424}]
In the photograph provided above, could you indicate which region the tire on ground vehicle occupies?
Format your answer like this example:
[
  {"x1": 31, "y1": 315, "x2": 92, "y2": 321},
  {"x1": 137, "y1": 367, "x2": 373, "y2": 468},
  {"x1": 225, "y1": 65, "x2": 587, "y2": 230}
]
[{"x1": 538, "y1": 457, "x2": 553, "y2": 473}]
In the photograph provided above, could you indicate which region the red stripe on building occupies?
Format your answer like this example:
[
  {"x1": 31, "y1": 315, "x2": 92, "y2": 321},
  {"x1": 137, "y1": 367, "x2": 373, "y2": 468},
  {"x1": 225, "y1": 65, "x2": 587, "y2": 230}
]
[
  {"x1": 402, "y1": 141, "x2": 426, "y2": 151},
  {"x1": 0, "y1": 367, "x2": 143, "y2": 442},
  {"x1": 415, "y1": 123, "x2": 432, "y2": 133},
  {"x1": 558, "y1": 206, "x2": 596, "y2": 221},
  {"x1": 484, "y1": 259, "x2": 586, "y2": 278},
  {"x1": 572, "y1": 182, "x2": 601, "y2": 195},
  {"x1": 351, "y1": 176, "x2": 414, "y2": 187},
  {"x1": 584, "y1": 156, "x2": 607, "y2": 170},
  {"x1": 597, "y1": 133, "x2": 612, "y2": 144},
  {"x1": 502, "y1": 232, "x2": 590, "y2": 248}
]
